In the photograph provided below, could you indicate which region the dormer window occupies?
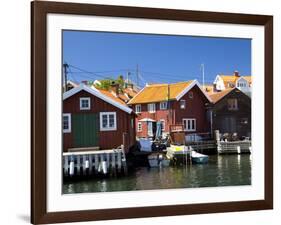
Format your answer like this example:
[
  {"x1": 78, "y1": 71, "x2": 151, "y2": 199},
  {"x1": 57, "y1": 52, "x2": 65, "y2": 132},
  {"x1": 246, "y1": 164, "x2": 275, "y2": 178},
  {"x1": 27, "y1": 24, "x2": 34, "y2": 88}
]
[{"x1": 80, "y1": 97, "x2": 91, "y2": 110}]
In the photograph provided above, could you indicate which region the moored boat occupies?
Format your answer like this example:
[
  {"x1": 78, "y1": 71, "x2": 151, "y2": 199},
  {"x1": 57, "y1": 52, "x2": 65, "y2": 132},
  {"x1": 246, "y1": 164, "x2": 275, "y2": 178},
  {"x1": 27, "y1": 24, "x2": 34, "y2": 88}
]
[{"x1": 191, "y1": 151, "x2": 209, "y2": 164}]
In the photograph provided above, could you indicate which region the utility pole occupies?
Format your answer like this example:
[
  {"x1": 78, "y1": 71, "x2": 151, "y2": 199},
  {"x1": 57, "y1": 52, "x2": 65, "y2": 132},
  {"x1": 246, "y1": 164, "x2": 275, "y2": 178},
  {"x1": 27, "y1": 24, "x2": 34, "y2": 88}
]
[
  {"x1": 63, "y1": 63, "x2": 69, "y2": 92},
  {"x1": 167, "y1": 84, "x2": 172, "y2": 124}
]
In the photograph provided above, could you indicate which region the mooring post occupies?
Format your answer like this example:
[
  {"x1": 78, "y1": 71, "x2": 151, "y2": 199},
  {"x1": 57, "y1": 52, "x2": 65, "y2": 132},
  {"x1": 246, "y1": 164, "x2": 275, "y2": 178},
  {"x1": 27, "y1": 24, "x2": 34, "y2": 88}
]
[
  {"x1": 111, "y1": 152, "x2": 116, "y2": 176},
  {"x1": 82, "y1": 155, "x2": 87, "y2": 175},
  {"x1": 64, "y1": 155, "x2": 69, "y2": 176},
  {"x1": 215, "y1": 130, "x2": 221, "y2": 153},
  {"x1": 76, "y1": 155, "x2": 80, "y2": 175},
  {"x1": 69, "y1": 155, "x2": 75, "y2": 176},
  {"x1": 117, "y1": 150, "x2": 122, "y2": 173},
  {"x1": 94, "y1": 154, "x2": 99, "y2": 174},
  {"x1": 89, "y1": 155, "x2": 93, "y2": 175},
  {"x1": 237, "y1": 146, "x2": 241, "y2": 154},
  {"x1": 106, "y1": 153, "x2": 110, "y2": 171}
]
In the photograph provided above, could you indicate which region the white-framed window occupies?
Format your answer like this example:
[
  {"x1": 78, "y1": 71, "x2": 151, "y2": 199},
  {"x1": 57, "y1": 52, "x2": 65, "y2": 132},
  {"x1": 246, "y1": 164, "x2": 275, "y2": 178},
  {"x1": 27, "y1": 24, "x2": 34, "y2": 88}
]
[
  {"x1": 100, "y1": 112, "x2": 117, "y2": 131},
  {"x1": 180, "y1": 100, "x2": 186, "y2": 109},
  {"x1": 79, "y1": 97, "x2": 91, "y2": 110},
  {"x1": 160, "y1": 119, "x2": 165, "y2": 131},
  {"x1": 227, "y1": 98, "x2": 238, "y2": 110},
  {"x1": 148, "y1": 103, "x2": 156, "y2": 113},
  {"x1": 63, "y1": 113, "x2": 71, "y2": 133},
  {"x1": 137, "y1": 122, "x2": 142, "y2": 132},
  {"x1": 188, "y1": 91, "x2": 193, "y2": 99},
  {"x1": 135, "y1": 104, "x2": 141, "y2": 113},
  {"x1": 160, "y1": 101, "x2": 168, "y2": 110},
  {"x1": 183, "y1": 118, "x2": 196, "y2": 131}
]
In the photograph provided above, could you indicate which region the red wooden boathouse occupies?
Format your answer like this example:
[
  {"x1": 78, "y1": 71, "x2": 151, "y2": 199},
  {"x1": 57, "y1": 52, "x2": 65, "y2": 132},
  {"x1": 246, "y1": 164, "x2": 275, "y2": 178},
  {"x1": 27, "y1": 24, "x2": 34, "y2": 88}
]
[{"x1": 63, "y1": 84, "x2": 136, "y2": 152}]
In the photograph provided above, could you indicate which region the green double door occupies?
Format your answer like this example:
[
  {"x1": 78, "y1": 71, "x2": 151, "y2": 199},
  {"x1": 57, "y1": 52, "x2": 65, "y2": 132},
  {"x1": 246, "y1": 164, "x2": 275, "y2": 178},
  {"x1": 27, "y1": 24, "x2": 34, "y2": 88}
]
[{"x1": 72, "y1": 114, "x2": 99, "y2": 147}]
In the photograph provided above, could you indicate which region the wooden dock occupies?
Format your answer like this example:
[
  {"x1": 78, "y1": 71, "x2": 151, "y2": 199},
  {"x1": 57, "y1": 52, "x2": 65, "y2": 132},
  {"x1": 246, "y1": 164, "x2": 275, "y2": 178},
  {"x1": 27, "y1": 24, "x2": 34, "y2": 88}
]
[
  {"x1": 63, "y1": 148, "x2": 128, "y2": 177},
  {"x1": 217, "y1": 140, "x2": 251, "y2": 154}
]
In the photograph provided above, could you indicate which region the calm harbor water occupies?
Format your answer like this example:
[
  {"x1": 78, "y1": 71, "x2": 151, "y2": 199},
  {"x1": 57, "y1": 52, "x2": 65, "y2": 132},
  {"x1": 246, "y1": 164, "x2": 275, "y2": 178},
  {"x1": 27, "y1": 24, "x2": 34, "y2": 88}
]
[{"x1": 63, "y1": 154, "x2": 251, "y2": 194}]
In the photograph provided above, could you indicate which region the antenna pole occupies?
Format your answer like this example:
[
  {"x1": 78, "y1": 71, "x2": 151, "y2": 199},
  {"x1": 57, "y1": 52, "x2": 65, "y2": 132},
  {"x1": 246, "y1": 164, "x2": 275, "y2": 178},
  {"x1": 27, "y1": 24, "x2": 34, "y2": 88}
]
[{"x1": 201, "y1": 63, "x2": 205, "y2": 89}]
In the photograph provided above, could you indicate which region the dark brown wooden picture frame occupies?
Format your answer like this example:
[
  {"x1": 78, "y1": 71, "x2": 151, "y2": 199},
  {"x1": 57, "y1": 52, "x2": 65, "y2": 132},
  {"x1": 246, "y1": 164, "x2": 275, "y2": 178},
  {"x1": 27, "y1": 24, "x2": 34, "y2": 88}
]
[{"x1": 31, "y1": 1, "x2": 273, "y2": 224}]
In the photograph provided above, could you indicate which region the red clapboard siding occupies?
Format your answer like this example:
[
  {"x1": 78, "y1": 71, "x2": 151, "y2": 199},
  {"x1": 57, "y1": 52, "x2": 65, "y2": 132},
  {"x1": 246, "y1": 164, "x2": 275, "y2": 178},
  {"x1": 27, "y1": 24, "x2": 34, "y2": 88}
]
[{"x1": 134, "y1": 85, "x2": 209, "y2": 137}]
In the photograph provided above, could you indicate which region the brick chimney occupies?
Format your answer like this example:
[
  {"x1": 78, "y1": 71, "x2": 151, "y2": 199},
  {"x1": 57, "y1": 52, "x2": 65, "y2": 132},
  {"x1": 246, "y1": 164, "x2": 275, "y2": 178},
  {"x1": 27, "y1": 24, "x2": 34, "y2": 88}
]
[{"x1": 234, "y1": 70, "x2": 240, "y2": 77}]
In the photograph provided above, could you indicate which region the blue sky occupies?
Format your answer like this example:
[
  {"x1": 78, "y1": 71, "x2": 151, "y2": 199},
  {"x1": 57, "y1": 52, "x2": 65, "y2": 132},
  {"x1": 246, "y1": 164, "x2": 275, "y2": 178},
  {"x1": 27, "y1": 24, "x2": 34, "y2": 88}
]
[{"x1": 63, "y1": 30, "x2": 251, "y2": 87}]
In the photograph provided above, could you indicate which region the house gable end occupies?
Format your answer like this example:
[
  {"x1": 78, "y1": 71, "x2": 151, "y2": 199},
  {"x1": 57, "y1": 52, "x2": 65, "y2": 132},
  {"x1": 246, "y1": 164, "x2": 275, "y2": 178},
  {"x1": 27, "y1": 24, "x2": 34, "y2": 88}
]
[{"x1": 63, "y1": 85, "x2": 132, "y2": 114}]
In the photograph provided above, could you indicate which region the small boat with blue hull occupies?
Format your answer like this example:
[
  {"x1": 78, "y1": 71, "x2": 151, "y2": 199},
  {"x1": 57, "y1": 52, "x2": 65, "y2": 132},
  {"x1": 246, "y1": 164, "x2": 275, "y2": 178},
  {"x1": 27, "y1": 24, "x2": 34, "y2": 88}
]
[{"x1": 191, "y1": 151, "x2": 209, "y2": 164}]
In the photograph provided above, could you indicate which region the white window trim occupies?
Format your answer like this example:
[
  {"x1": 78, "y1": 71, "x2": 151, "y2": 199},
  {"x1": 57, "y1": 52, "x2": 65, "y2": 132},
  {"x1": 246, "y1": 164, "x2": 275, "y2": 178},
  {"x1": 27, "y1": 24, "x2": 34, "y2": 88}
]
[
  {"x1": 160, "y1": 119, "x2": 165, "y2": 131},
  {"x1": 137, "y1": 122, "x2": 142, "y2": 132},
  {"x1": 135, "y1": 104, "x2": 141, "y2": 113},
  {"x1": 160, "y1": 101, "x2": 168, "y2": 110},
  {"x1": 100, "y1": 112, "x2": 117, "y2": 131},
  {"x1": 183, "y1": 118, "x2": 196, "y2": 132},
  {"x1": 180, "y1": 99, "x2": 186, "y2": 109},
  {"x1": 63, "y1": 113, "x2": 71, "y2": 133},
  {"x1": 79, "y1": 97, "x2": 91, "y2": 110},
  {"x1": 148, "y1": 103, "x2": 156, "y2": 113}
]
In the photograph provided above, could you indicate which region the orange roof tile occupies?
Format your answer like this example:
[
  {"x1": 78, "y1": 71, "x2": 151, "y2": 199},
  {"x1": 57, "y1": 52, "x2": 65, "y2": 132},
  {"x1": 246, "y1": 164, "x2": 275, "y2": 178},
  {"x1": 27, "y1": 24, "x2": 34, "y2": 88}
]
[
  {"x1": 208, "y1": 88, "x2": 234, "y2": 103},
  {"x1": 97, "y1": 89, "x2": 128, "y2": 106},
  {"x1": 128, "y1": 81, "x2": 194, "y2": 104}
]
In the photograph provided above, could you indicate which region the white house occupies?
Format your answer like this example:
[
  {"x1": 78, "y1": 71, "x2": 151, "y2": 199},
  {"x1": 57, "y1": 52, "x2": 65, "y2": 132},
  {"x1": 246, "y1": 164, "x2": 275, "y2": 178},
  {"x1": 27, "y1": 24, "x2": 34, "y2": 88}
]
[{"x1": 213, "y1": 71, "x2": 252, "y2": 97}]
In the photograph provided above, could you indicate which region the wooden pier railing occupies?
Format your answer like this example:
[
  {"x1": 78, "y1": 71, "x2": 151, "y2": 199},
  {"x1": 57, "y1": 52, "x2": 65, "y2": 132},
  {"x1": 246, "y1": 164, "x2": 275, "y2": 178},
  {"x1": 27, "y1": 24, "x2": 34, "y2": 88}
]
[{"x1": 63, "y1": 148, "x2": 128, "y2": 177}]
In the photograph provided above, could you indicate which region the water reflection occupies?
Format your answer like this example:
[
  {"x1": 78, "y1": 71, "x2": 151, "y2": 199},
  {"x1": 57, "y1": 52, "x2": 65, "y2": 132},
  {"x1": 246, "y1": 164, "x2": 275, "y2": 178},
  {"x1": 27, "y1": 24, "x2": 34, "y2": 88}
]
[{"x1": 63, "y1": 154, "x2": 251, "y2": 194}]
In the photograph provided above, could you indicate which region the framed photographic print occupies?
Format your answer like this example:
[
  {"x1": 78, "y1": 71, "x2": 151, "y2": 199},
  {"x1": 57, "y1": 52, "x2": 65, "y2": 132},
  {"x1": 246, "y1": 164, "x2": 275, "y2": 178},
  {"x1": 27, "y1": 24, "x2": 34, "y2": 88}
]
[{"x1": 31, "y1": 1, "x2": 273, "y2": 224}]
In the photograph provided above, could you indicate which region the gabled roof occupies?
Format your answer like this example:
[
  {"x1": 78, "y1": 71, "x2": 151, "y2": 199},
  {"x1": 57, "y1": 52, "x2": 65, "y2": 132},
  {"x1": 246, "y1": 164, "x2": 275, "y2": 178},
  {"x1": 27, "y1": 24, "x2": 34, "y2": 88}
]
[
  {"x1": 208, "y1": 87, "x2": 250, "y2": 104},
  {"x1": 63, "y1": 84, "x2": 133, "y2": 114},
  {"x1": 128, "y1": 80, "x2": 212, "y2": 104},
  {"x1": 208, "y1": 88, "x2": 234, "y2": 103}
]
